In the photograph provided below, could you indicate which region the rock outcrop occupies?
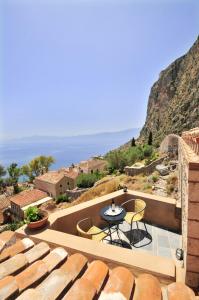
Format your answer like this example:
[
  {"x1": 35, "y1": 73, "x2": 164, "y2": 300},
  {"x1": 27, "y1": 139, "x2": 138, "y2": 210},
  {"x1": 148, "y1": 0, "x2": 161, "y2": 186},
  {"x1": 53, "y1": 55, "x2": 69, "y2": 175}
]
[{"x1": 139, "y1": 36, "x2": 199, "y2": 145}]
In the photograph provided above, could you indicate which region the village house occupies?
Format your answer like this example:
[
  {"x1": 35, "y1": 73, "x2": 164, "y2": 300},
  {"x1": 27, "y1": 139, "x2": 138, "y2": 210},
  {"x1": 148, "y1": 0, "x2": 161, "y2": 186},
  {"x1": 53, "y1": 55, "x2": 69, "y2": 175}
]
[
  {"x1": 10, "y1": 189, "x2": 50, "y2": 220},
  {"x1": 34, "y1": 169, "x2": 79, "y2": 198}
]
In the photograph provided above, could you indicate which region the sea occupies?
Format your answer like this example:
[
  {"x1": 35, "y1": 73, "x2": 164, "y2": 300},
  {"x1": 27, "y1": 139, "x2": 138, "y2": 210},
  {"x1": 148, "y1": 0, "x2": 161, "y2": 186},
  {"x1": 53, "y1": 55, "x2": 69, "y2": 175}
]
[{"x1": 0, "y1": 128, "x2": 140, "y2": 171}]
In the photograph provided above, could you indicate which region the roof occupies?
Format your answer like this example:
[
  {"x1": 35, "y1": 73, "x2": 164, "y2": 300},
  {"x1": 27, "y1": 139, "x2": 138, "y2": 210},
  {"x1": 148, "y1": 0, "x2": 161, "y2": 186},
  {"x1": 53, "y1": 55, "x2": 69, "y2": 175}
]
[
  {"x1": 10, "y1": 189, "x2": 48, "y2": 208},
  {"x1": 64, "y1": 170, "x2": 79, "y2": 180},
  {"x1": 0, "y1": 231, "x2": 196, "y2": 300},
  {"x1": 0, "y1": 196, "x2": 10, "y2": 211},
  {"x1": 36, "y1": 171, "x2": 65, "y2": 184},
  {"x1": 78, "y1": 159, "x2": 107, "y2": 170}
]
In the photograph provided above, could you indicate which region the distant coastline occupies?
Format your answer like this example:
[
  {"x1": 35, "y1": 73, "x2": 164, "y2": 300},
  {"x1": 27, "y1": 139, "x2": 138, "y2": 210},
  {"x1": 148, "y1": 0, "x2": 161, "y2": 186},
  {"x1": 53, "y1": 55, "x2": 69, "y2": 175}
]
[{"x1": 0, "y1": 128, "x2": 140, "y2": 170}]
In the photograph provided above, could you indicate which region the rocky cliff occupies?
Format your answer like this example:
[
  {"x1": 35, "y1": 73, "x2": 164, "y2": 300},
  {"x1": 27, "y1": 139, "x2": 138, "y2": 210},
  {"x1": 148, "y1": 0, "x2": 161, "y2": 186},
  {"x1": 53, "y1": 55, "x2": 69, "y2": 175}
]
[{"x1": 139, "y1": 36, "x2": 199, "y2": 146}]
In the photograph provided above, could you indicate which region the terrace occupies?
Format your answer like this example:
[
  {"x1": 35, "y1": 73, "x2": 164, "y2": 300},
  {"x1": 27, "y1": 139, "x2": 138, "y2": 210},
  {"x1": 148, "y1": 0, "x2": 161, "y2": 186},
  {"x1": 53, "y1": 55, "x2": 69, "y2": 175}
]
[{"x1": 17, "y1": 189, "x2": 182, "y2": 285}]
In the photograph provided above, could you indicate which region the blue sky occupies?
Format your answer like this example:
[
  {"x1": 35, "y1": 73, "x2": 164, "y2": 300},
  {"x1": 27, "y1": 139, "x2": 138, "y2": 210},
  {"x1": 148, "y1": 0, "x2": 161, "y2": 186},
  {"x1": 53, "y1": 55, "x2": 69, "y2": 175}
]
[{"x1": 0, "y1": 0, "x2": 198, "y2": 139}]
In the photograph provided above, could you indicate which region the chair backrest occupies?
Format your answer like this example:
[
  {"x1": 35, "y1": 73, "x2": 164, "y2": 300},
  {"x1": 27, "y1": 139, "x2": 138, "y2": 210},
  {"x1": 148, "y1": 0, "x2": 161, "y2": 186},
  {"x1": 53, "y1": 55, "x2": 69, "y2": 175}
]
[
  {"x1": 76, "y1": 217, "x2": 93, "y2": 239},
  {"x1": 135, "y1": 199, "x2": 146, "y2": 219}
]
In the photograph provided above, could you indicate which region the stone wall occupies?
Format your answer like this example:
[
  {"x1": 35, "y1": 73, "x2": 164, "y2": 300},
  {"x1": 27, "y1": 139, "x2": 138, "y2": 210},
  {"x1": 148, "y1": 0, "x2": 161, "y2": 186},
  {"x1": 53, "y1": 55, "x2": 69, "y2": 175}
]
[
  {"x1": 124, "y1": 156, "x2": 165, "y2": 176},
  {"x1": 65, "y1": 188, "x2": 88, "y2": 200},
  {"x1": 178, "y1": 135, "x2": 199, "y2": 288}
]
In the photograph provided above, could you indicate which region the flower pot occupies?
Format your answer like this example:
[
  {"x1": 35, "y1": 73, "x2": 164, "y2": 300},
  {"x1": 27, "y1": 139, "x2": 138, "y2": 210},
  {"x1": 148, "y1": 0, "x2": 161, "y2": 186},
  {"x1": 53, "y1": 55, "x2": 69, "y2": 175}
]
[{"x1": 27, "y1": 210, "x2": 48, "y2": 230}]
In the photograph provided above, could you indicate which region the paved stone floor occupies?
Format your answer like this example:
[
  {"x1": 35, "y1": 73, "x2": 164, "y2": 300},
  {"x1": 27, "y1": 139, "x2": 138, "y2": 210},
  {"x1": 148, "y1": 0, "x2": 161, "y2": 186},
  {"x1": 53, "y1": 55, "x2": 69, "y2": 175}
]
[{"x1": 103, "y1": 221, "x2": 182, "y2": 259}]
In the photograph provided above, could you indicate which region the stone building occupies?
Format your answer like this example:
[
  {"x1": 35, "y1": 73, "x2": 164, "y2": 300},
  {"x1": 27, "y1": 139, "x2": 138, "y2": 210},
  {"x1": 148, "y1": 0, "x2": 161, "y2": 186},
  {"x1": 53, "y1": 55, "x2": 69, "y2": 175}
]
[
  {"x1": 160, "y1": 134, "x2": 179, "y2": 159},
  {"x1": 35, "y1": 169, "x2": 79, "y2": 198},
  {"x1": 10, "y1": 189, "x2": 49, "y2": 220},
  {"x1": 76, "y1": 158, "x2": 107, "y2": 174}
]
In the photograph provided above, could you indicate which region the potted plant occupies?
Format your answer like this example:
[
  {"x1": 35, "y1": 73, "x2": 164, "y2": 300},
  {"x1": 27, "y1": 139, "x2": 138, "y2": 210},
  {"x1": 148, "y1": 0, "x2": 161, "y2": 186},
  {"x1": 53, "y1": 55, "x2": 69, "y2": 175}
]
[{"x1": 25, "y1": 206, "x2": 48, "y2": 229}]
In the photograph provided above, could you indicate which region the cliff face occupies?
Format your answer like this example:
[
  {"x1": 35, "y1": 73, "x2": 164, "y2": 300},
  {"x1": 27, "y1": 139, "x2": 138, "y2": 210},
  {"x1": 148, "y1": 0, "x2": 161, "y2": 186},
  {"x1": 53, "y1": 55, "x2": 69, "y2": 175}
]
[{"x1": 139, "y1": 37, "x2": 199, "y2": 145}]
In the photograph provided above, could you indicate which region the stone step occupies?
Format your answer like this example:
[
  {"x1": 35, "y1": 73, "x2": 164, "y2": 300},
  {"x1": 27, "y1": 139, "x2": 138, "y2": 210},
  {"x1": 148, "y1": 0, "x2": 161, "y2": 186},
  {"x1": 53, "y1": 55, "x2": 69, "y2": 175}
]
[
  {"x1": 0, "y1": 231, "x2": 16, "y2": 253},
  {"x1": 24, "y1": 242, "x2": 50, "y2": 264},
  {"x1": 82, "y1": 260, "x2": 109, "y2": 294},
  {"x1": 15, "y1": 260, "x2": 48, "y2": 292},
  {"x1": 42, "y1": 247, "x2": 68, "y2": 272},
  {"x1": 0, "y1": 276, "x2": 18, "y2": 300},
  {"x1": 63, "y1": 278, "x2": 96, "y2": 300},
  {"x1": 0, "y1": 238, "x2": 34, "y2": 263},
  {"x1": 99, "y1": 266, "x2": 135, "y2": 300},
  {"x1": 133, "y1": 273, "x2": 162, "y2": 300},
  {"x1": 167, "y1": 282, "x2": 196, "y2": 300},
  {"x1": 0, "y1": 254, "x2": 28, "y2": 280}
]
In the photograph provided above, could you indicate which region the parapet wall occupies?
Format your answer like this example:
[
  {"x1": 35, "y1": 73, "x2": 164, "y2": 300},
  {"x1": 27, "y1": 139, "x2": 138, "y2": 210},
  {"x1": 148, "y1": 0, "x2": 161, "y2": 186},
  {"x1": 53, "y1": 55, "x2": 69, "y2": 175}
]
[{"x1": 178, "y1": 136, "x2": 199, "y2": 288}]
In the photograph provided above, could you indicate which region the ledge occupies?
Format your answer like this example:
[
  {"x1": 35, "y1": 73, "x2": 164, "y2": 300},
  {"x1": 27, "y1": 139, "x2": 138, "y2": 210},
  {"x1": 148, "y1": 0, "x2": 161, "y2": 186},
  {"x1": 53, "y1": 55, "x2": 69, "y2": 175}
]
[{"x1": 16, "y1": 227, "x2": 175, "y2": 285}]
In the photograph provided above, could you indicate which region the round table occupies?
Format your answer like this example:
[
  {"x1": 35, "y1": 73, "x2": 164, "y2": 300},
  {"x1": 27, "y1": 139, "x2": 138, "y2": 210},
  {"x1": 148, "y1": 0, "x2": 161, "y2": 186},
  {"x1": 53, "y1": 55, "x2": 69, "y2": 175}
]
[
  {"x1": 100, "y1": 205, "x2": 126, "y2": 224},
  {"x1": 100, "y1": 205, "x2": 126, "y2": 245}
]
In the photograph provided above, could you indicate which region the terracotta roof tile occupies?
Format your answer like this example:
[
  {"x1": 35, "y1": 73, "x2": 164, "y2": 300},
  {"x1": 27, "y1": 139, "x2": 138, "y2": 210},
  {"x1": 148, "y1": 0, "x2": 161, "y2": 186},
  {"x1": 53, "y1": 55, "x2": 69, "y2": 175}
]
[
  {"x1": 64, "y1": 170, "x2": 79, "y2": 180},
  {"x1": 36, "y1": 171, "x2": 65, "y2": 184},
  {"x1": 10, "y1": 189, "x2": 48, "y2": 207},
  {"x1": 0, "y1": 230, "x2": 16, "y2": 252},
  {"x1": 0, "y1": 276, "x2": 18, "y2": 300},
  {"x1": 60, "y1": 253, "x2": 88, "y2": 281},
  {"x1": 99, "y1": 266, "x2": 134, "y2": 300},
  {"x1": 36, "y1": 269, "x2": 70, "y2": 300},
  {"x1": 133, "y1": 273, "x2": 162, "y2": 300},
  {"x1": 42, "y1": 247, "x2": 68, "y2": 272},
  {"x1": 83, "y1": 260, "x2": 109, "y2": 293},
  {"x1": 0, "y1": 232, "x2": 196, "y2": 300},
  {"x1": 167, "y1": 282, "x2": 196, "y2": 300},
  {"x1": 15, "y1": 260, "x2": 48, "y2": 292},
  {"x1": 0, "y1": 253, "x2": 28, "y2": 280},
  {"x1": 24, "y1": 241, "x2": 50, "y2": 264},
  {"x1": 0, "y1": 238, "x2": 34, "y2": 262},
  {"x1": 63, "y1": 277, "x2": 96, "y2": 300},
  {"x1": 16, "y1": 288, "x2": 41, "y2": 300},
  {"x1": 0, "y1": 197, "x2": 10, "y2": 211}
]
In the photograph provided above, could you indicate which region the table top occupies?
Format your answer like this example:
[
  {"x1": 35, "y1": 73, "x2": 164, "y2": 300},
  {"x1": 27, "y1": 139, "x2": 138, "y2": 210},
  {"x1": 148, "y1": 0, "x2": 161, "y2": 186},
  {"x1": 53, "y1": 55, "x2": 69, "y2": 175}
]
[{"x1": 100, "y1": 205, "x2": 126, "y2": 224}]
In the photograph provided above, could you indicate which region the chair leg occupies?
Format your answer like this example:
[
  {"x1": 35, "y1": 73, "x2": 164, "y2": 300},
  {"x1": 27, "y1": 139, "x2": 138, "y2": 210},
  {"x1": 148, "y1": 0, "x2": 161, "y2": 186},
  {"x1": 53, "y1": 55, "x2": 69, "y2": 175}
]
[
  {"x1": 143, "y1": 221, "x2": 148, "y2": 234},
  {"x1": 130, "y1": 223, "x2": 133, "y2": 244},
  {"x1": 136, "y1": 221, "x2": 140, "y2": 244}
]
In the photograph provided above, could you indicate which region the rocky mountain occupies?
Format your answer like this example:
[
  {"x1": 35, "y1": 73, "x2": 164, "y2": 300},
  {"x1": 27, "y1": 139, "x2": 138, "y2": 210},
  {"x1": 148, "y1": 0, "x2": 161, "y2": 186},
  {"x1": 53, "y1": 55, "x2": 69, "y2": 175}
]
[{"x1": 139, "y1": 36, "x2": 199, "y2": 146}]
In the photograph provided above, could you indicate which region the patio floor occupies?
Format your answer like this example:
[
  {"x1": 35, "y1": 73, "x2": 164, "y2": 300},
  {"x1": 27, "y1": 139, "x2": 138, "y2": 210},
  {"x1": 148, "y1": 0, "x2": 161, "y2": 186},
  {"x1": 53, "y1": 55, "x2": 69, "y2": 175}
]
[{"x1": 103, "y1": 221, "x2": 182, "y2": 259}]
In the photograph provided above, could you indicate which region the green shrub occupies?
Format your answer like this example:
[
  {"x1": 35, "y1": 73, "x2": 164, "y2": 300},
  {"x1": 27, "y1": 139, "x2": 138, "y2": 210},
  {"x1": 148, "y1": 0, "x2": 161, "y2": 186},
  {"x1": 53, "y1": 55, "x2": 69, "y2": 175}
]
[
  {"x1": 56, "y1": 194, "x2": 70, "y2": 204},
  {"x1": 105, "y1": 145, "x2": 159, "y2": 173},
  {"x1": 4, "y1": 221, "x2": 24, "y2": 232},
  {"x1": 167, "y1": 184, "x2": 175, "y2": 195},
  {"x1": 25, "y1": 206, "x2": 42, "y2": 223},
  {"x1": 152, "y1": 175, "x2": 159, "y2": 183},
  {"x1": 77, "y1": 172, "x2": 103, "y2": 188},
  {"x1": 143, "y1": 145, "x2": 153, "y2": 158}
]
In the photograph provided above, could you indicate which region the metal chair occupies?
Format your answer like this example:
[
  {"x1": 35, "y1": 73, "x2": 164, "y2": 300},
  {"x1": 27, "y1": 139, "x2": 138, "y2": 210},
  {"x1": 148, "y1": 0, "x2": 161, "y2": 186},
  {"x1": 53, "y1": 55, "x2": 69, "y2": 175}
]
[
  {"x1": 76, "y1": 217, "x2": 107, "y2": 242},
  {"x1": 121, "y1": 199, "x2": 148, "y2": 247}
]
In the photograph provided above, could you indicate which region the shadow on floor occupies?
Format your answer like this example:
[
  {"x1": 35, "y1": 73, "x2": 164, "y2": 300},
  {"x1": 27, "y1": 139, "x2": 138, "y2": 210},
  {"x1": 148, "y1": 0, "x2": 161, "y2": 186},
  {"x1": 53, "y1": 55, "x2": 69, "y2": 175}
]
[{"x1": 124, "y1": 228, "x2": 152, "y2": 248}]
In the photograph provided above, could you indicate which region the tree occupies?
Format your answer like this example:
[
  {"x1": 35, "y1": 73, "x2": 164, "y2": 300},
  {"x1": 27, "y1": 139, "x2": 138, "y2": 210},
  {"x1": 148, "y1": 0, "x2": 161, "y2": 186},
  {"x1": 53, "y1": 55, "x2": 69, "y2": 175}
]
[
  {"x1": 21, "y1": 155, "x2": 55, "y2": 182},
  {"x1": 7, "y1": 163, "x2": 21, "y2": 194},
  {"x1": 148, "y1": 131, "x2": 153, "y2": 145},
  {"x1": 0, "y1": 165, "x2": 6, "y2": 178},
  {"x1": 0, "y1": 164, "x2": 6, "y2": 193},
  {"x1": 131, "y1": 137, "x2": 136, "y2": 147}
]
